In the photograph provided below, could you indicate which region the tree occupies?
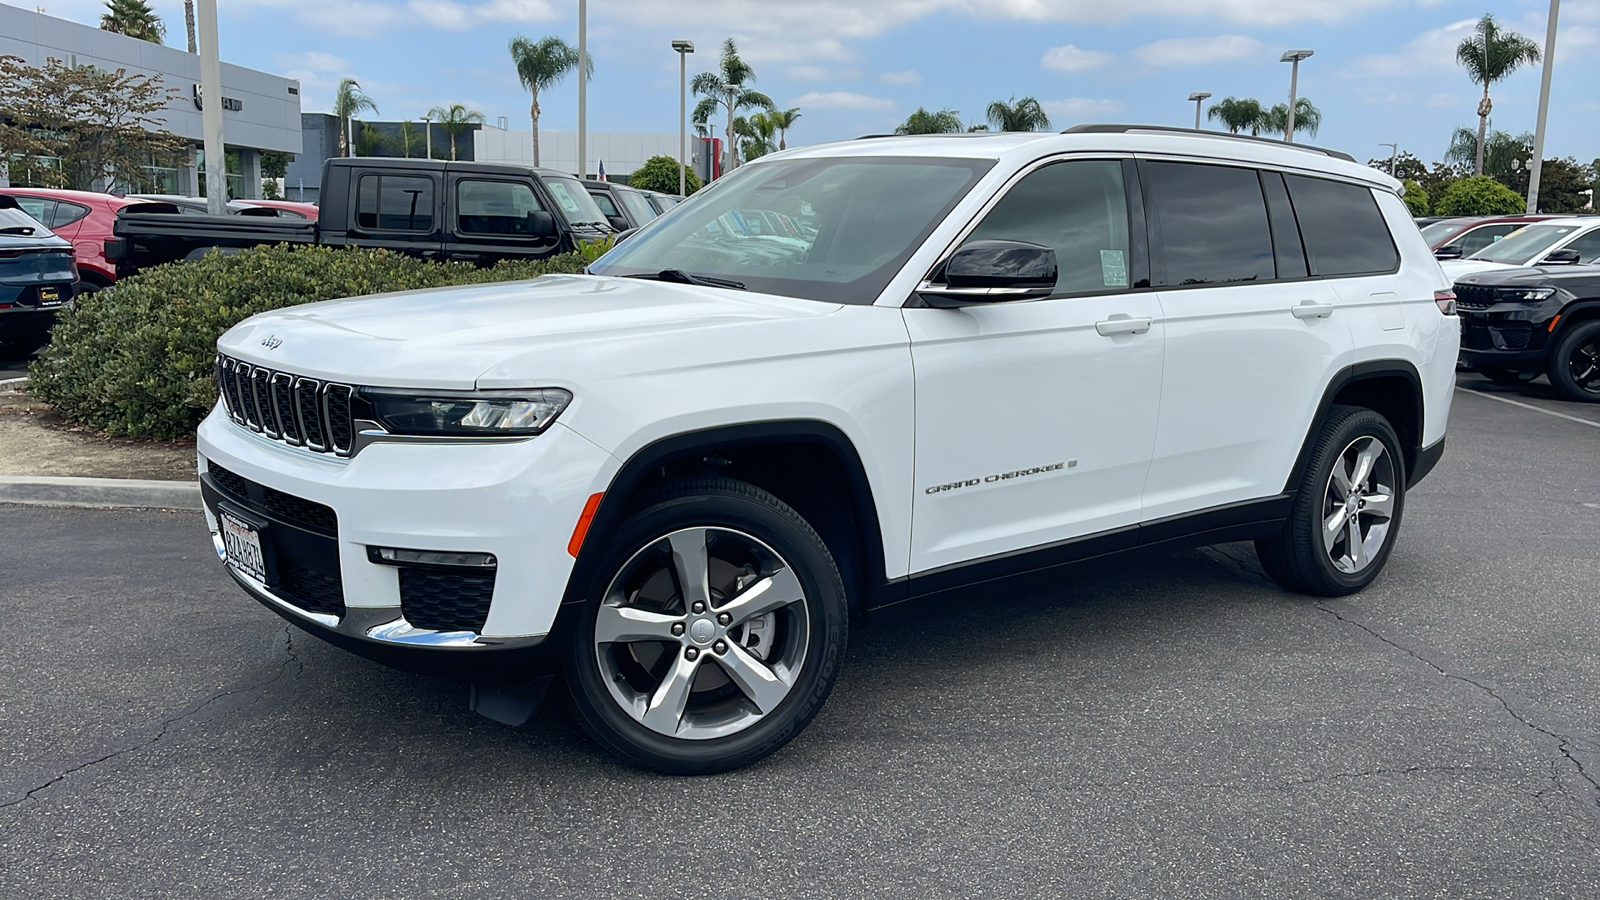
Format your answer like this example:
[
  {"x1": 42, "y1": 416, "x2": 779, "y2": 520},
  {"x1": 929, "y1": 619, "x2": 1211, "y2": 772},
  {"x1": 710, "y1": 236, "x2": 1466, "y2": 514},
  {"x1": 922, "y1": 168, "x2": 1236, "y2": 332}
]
[
  {"x1": 1206, "y1": 97, "x2": 1265, "y2": 135},
  {"x1": 1435, "y1": 175, "x2": 1524, "y2": 216},
  {"x1": 735, "y1": 112, "x2": 778, "y2": 162},
  {"x1": 628, "y1": 154, "x2": 702, "y2": 195},
  {"x1": 0, "y1": 55, "x2": 184, "y2": 192},
  {"x1": 1401, "y1": 180, "x2": 1430, "y2": 217},
  {"x1": 395, "y1": 121, "x2": 425, "y2": 159},
  {"x1": 509, "y1": 35, "x2": 590, "y2": 168},
  {"x1": 985, "y1": 96, "x2": 1051, "y2": 132},
  {"x1": 1456, "y1": 14, "x2": 1541, "y2": 176},
  {"x1": 1446, "y1": 125, "x2": 1533, "y2": 191},
  {"x1": 1260, "y1": 98, "x2": 1321, "y2": 139},
  {"x1": 1365, "y1": 150, "x2": 1428, "y2": 182},
  {"x1": 260, "y1": 151, "x2": 291, "y2": 180},
  {"x1": 183, "y1": 0, "x2": 196, "y2": 52},
  {"x1": 352, "y1": 122, "x2": 390, "y2": 157},
  {"x1": 894, "y1": 107, "x2": 964, "y2": 135},
  {"x1": 332, "y1": 78, "x2": 377, "y2": 158},
  {"x1": 691, "y1": 39, "x2": 773, "y2": 171},
  {"x1": 1527, "y1": 157, "x2": 1592, "y2": 213},
  {"x1": 767, "y1": 107, "x2": 802, "y2": 151},
  {"x1": 100, "y1": 0, "x2": 165, "y2": 44},
  {"x1": 427, "y1": 103, "x2": 484, "y2": 161}
]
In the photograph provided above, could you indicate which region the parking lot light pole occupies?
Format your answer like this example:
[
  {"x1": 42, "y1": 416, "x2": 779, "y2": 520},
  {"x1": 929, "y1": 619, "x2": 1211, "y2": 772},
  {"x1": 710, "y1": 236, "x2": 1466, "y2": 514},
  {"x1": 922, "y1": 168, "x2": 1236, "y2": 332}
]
[
  {"x1": 722, "y1": 82, "x2": 738, "y2": 176},
  {"x1": 197, "y1": 0, "x2": 225, "y2": 214},
  {"x1": 1380, "y1": 142, "x2": 1398, "y2": 175},
  {"x1": 577, "y1": 0, "x2": 587, "y2": 179},
  {"x1": 423, "y1": 114, "x2": 432, "y2": 159},
  {"x1": 1188, "y1": 92, "x2": 1211, "y2": 130},
  {"x1": 1279, "y1": 49, "x2": 1314, "y2": 144},
  {"x1": 672, "y1": 40, "x2": 694, "y2": 195},
  {"x1": 1525, "y1": 0, "x2": 1560, "y2": 214}
]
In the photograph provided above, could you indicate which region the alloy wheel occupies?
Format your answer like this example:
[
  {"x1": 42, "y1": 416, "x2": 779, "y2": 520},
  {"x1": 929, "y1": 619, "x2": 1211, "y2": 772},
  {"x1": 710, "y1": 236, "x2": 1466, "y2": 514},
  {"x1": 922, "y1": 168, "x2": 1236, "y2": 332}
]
[
  {"x1": 1568, "y1": 337, "x2": 1600, "y2": 395},
  {"x1": 1321, "y1": 435, "x2": 1397, "y2": 574},
  {"x1": 593, "y1": 526, "x2": 810, "y2": 741}
]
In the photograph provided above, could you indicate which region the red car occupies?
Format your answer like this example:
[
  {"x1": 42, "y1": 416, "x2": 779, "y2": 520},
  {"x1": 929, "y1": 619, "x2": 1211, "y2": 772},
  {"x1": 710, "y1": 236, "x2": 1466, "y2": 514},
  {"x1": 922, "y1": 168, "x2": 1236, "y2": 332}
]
[
  {"x1": 1420, "y1": 214, "x2": 1559, "y2": 260},
  {"x1": 0, "y1": 187, "x2": 148, "y2": 292}
]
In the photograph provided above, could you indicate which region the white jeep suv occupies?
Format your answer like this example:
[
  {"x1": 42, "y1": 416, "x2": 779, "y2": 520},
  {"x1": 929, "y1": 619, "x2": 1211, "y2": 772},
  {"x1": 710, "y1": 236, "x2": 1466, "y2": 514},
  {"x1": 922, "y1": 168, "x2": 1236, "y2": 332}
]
[{"x1": 199, "y1": 126, "x2": 1458, "y2": 773}]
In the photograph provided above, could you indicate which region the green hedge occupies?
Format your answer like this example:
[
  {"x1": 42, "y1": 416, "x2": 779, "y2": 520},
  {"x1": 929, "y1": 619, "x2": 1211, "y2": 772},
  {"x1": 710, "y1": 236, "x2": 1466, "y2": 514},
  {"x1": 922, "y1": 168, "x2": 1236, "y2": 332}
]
[
  {"x1": 1435, "y1": 176, "x2": 1524, "y2": 217},
  {"x1": 29, "y1": 244, "x2": 585, "y2": 439}
]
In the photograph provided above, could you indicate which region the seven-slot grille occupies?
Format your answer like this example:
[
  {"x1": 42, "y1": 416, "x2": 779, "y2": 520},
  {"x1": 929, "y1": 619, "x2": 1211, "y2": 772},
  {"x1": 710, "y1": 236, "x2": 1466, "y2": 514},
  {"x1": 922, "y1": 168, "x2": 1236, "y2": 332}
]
[{"x1": 216, "y1": 354, "x2": 356, "y2": 456}]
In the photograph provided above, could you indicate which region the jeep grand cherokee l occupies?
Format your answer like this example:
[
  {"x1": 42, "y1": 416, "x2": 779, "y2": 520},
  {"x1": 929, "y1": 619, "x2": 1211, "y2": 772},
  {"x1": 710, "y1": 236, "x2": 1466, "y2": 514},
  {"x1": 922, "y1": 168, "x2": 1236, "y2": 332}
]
[{"x1": 199, "y1": 126, "x2": 1457, "y2": 773}]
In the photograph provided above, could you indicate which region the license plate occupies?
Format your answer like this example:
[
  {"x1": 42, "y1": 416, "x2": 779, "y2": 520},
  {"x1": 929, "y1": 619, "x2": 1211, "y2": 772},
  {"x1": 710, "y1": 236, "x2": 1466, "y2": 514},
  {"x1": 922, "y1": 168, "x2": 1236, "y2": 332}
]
[
  {"x1": 220, "y1": 511, "x2": 268, "y2": 583},
  {"x1": 37, "y1": 286, "x2": 61, "y2": 305}
]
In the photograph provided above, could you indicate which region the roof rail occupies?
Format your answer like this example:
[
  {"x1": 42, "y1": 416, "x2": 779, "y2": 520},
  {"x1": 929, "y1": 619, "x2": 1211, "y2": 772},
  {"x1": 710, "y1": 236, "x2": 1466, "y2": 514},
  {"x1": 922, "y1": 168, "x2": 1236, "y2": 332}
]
[
  {"x1": 1060, "y1": 124, "x2": 1358, "y2": 163},
  {"x1": 852, "y1": 132, "x2": 1004, "y2": 140}
]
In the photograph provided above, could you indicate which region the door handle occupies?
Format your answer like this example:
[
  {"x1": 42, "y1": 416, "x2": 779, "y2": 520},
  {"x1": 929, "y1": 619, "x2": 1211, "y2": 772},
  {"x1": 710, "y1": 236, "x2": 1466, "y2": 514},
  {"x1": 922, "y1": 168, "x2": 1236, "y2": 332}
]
[
  {"x1": 1094, "y1": 315, "x2": 1153, "y2": 336},
  {"x1": 1291, "y1": 301, "x2": 1335, "y2": 319}
]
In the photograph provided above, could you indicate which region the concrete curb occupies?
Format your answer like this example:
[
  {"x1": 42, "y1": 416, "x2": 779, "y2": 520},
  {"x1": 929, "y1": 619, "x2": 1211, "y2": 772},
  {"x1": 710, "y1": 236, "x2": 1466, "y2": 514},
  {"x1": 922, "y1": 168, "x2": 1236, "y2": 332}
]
[
  {"x1": 0, "y1": 376, "x2": 28, "y2": 388},
  {"x1": 0, "y1": 475, "x2": 202, "y2": 510}
]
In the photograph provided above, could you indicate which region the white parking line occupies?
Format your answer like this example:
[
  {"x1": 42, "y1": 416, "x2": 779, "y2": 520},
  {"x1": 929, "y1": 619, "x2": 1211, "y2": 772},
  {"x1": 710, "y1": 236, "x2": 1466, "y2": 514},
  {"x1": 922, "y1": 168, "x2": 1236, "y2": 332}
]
[{"x1": 1456, "y1": 386, "x2": 1600, "y2": 430}]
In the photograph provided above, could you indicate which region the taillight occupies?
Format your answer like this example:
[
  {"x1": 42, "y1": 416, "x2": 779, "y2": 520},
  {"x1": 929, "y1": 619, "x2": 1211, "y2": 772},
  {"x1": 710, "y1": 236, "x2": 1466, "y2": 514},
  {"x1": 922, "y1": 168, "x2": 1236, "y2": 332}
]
[{"x1": 1434, "y1": 290, "x2": 1457, "y2": 315}]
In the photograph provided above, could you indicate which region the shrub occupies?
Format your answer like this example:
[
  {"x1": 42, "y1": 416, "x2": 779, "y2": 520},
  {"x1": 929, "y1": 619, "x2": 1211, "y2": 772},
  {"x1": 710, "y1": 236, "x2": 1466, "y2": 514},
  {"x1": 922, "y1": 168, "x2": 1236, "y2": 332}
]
[
  {"x1": 1402, "y1": 179, "x2": 1429, "y2": 217},
  {"x1": 627, "y1": 154, "x2": 702, "y2": 196},
  {"x1": 1435, "y1": 175, "x2": 1524, "y2": 216},
  {"x1": 29, "y1": 243, "x2": 585, "y2": 439}
]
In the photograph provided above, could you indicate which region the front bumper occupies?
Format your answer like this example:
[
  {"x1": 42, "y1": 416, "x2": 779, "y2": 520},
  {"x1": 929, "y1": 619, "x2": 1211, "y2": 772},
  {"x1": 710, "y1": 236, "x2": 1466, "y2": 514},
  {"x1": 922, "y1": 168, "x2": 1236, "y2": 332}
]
[
  {"x1": 1457, "y1": 301, "x2": 1560, "y2": 371},
  {"x1": 197, "y1": 403, "x2": 617, "y2": 663}
]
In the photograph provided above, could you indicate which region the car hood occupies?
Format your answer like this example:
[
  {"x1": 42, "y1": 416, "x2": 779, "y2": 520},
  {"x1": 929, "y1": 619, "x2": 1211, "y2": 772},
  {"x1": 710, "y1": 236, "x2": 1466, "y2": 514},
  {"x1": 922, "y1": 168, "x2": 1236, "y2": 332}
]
[
  {"x1": 218, "y1": 274, "x2": 844, "y2": 389},
  {"x1": 1440, "y1": 259, "x2": 1518, "y2": 280}
]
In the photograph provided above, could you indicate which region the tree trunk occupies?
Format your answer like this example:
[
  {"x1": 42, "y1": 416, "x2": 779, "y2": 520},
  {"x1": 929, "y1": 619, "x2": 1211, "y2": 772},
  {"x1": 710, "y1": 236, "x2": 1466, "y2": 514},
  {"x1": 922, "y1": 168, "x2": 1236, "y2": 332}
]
[
  {"x1": 338, "y1": 118, "x2": 347, "y2": 158},
  {"x1": 184, "y1": 0, "x2": 196, "y2": 53},
  {"x1": 779, "y1": 129, "x2": 786, "y2": 151},
  {"x1": 1475, "y1": 82, "x2": 1490, "y2": 176},
  {"x1": 530, "y1": 92, "x2": 540, "y2": 168}
]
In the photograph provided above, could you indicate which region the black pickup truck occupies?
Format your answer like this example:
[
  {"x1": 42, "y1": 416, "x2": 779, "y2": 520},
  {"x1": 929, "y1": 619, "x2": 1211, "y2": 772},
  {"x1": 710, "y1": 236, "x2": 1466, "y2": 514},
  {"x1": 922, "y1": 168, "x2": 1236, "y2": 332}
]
[{"x1": 110, "y1": 158, "x2": 614, "y2": 275}]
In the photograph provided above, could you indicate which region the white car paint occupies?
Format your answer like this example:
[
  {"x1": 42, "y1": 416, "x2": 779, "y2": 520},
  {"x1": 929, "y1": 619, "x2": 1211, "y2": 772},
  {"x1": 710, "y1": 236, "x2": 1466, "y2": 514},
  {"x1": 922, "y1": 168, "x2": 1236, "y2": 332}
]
[{"x1": 200, "y1": 128, "x2": 1457, "y2": 648}]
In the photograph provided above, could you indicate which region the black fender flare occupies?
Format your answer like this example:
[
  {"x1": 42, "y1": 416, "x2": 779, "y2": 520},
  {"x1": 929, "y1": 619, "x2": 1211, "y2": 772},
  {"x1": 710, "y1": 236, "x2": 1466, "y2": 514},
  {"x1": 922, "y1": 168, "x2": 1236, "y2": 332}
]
[{"x1": 1284, "y1": 359, "x2": 1427, "y2": 494}]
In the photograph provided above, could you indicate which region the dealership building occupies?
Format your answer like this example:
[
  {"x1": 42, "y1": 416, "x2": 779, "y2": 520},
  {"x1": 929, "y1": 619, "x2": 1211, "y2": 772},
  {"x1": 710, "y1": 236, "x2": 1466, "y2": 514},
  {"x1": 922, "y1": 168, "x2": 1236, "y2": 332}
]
[{"x1": 0, "y1": 4, "x2": 301, "y2": 198}]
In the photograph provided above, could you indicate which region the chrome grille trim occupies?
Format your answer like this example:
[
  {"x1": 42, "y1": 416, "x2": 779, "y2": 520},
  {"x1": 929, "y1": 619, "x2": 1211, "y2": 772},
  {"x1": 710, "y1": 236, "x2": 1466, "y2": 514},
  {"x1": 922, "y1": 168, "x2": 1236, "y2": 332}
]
[{"x1": 215, "y1": 354, "x2": 355, "y2": 458}]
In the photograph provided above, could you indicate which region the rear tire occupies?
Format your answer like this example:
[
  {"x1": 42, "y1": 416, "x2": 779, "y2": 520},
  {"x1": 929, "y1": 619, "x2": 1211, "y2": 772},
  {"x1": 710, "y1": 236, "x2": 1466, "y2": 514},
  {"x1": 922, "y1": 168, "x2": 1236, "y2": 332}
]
[
  {"x1": 1546, "y1": 321, "x2": 1600, "y2": 403},
  {"x1": 1256, "y1": 406, "x2": 1406, "y2": 597},
  {"x1": 564, "y1": 476, "x2": 848, "y2": 774}
]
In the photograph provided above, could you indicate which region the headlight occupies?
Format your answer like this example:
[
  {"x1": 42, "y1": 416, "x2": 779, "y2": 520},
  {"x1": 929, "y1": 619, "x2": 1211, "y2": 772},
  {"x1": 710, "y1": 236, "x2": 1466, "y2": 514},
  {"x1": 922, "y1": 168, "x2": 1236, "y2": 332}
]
[
  {"x1": 364, "y1": 388, "x2": 572, "y2": 436},
  {"x1": 1499, "y1": 288, "x2": 1556, "y2": 302}
]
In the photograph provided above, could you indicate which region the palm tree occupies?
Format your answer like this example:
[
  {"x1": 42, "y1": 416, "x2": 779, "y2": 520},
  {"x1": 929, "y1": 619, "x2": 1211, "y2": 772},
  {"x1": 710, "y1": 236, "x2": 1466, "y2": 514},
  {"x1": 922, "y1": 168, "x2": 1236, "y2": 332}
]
[
  {"x1": 767, "y1": 107, "x2": 802, "y2": 151},
  {"x1": 691, "y1": 39, "x2": 774, "y2": 171},
  {"x1": 427, "y1": 103, "x2": 485, "y2": 161},
  {"x1": 1206, "y1": 97, "x2": 1265, "y2": 135},
  {"x1": 985, "y1": 96, "x2": 1051, "y2": 132},
  {"x1": 100, "y1": 0, "x2": 165, "y2": 44},
  {"x1": 1446, "y1": 125, "x2": 1533, "y2": 186},
  {"x1": 735, "y1": 112, "x2": 779, "y2": 162},
  {"x1": 394, "y1": 121, "x2": 424, "y2": 158},
  {"x1": 332, "y1": 78, "x2": 378, "y2": 158},
  {"x1": 1456, "y1": 14, "x2": 1541, "y2": 176},
  {"x1": 894, "y1": 107, "x2": 964, "y2": 135},
  {"x1": 508, "y1": 35, "x2": 591, "y2": 168},
  {"x1": 352, "y1": 122, "x2": 390, "y2": 157},
  {"x1": 183, "y1": 0, "x2": 196, "y2": 52},
  {"x1": 1261, "y1": 98, "x2": 1322, "y2": 139}
]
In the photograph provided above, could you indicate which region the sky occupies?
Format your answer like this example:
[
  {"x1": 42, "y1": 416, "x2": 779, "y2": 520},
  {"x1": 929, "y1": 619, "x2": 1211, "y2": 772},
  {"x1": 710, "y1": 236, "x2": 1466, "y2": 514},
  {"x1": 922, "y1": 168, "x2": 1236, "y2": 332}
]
[{"x1": 10, "y1": 0, "x2": 1600, "y2": 167}]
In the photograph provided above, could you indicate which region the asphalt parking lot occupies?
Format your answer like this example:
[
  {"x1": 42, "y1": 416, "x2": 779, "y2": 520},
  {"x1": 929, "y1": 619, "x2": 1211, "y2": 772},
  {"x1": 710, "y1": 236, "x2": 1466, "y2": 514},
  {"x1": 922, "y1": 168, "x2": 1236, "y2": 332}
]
[
  {"x1": 3, "y1": 376, "x2": 1598, "y2": 898},
  {"x1": 0, "y1": 350, "x2": 33, "y2": 382}
]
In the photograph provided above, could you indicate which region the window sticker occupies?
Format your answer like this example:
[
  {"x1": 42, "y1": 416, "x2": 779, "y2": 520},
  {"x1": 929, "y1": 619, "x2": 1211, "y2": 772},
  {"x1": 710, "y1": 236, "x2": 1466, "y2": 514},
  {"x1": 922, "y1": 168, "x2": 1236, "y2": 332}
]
[{"x1": 1100, "y1": 249, "x2": 1128, "y2": 287}]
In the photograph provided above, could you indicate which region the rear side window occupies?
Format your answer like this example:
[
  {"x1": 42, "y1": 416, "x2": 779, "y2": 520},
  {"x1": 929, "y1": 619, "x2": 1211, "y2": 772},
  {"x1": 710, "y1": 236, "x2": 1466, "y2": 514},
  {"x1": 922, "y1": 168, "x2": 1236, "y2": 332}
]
[
  {"x1": 1143, "y1": 161, "x2": 1274, "y2": 286},
  {"x1": 51, "y1": 202, "x2": 89, "y2": 229},
  {"x1": 1284, "y1": 174, "x2": 1398, "y2": 276},
  {"x1": 357, "y1": 174, "x2": 435, "y2": 232}
]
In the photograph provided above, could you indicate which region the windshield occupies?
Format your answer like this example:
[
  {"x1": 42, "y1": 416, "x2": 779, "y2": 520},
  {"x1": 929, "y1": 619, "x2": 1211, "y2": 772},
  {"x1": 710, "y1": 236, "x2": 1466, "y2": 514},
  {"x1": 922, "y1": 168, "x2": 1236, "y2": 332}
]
[
  {"x1": 588, "y1": 156, "x2": 995, "y2": 303},
  {"x1": 617, "y1": 189, "x2": 657, "y2": 224},
  {"x1": 544, "y1": 176, "x2": 609, "y2": 227},
  {"x1": 1468, "y1": 224, "x2": 1579, "y2": 265},
  {"x1": 1419, "y1": 220, "x2": 1469, "y2": 243}
]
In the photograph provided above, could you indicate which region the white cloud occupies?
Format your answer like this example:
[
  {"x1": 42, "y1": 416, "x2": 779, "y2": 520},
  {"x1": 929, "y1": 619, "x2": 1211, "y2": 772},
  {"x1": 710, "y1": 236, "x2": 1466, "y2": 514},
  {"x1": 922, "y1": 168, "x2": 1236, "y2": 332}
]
[
  {"x1": 880, "y1": 69, "x2": 922, "y2": 85},
  {"x1": 1130, "y1": 35, "x2": 1263, "y2": 67},
  {"x1": 1041, "y1": 44, "x2": 1114, "y2": 72},
  {"x1": 272, "y1": 51, "x2": 352, "y2": 73},
  {"x1": 226, "y1": 0, "x2": 555, "y2": 36},
  {"x1": 786, "y1": 65, "x2": 859, "y2": 80},
  {"x1": 1042, "y1": 97, "x2": 1126, "y2": 118},
  {"x1": 789, "y1": 91, "x2": 895, "y2": 111},
  {"x1": 1347, "y1": 18, "x2": 1476, "y2": 78}
]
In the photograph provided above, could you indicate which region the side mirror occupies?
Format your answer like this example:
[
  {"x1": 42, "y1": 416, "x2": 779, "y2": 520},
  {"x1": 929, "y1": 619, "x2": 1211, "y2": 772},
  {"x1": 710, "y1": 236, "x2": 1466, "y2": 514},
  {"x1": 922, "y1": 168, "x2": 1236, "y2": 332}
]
[
  {"x1": 918, "y1": 239, "x2": 1057, "y2": 308},
  {"x1": 1433, "y1": 245, "x2": 1464, "y2": 260},
  {"x1": 1542, "y1": 248, "x2": 1581, "y2": 265},
  {"x1": 606, "y1": 214, "x2": 631, "y2": 232},
  {"x1": 528, "y1": 210, "x2": 556, "y2": 236}
]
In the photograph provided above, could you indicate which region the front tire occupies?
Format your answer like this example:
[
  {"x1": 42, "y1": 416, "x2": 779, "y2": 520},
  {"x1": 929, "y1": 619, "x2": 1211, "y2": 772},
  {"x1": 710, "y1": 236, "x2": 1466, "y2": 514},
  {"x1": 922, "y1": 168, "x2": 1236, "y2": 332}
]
[
  {"x1": 1546, "y1": 321, "x2": 1600, "y2": 403},
  {"x1": 1256, "y1": 406, "x2": 1406, "y2": 597},
  {"x1": 565, "y1": 477, "x2": 848, "y2": 774}
]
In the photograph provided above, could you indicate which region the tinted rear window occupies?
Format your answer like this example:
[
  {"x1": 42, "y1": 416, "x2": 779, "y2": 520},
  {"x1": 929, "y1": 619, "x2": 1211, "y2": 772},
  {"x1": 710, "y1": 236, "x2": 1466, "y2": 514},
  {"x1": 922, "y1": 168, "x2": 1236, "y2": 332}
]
[
  {"x1": 1284, "y1": 175, "x2": 1398, "y2": 276},
  {"x1": 357, "y1": 174, "x2": 435, "y2": 232},
  {"x1": 1144, "y1": 161, "x2": 1274, "y2": 286}
]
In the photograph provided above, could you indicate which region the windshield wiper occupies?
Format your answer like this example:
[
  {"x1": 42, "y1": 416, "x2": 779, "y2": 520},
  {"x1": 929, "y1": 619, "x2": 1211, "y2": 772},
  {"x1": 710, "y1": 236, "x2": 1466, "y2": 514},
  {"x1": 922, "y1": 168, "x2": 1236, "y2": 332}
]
[{"x1": 624, "y1": 269, "x2": 745, "y2": 290}]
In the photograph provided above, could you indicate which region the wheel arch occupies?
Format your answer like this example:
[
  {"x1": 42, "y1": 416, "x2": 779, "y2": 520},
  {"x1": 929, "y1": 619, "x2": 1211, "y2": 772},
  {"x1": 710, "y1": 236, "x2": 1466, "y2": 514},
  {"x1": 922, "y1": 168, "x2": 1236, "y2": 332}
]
[
  {"x1": 1552, "y1": 299, "x2": 1600, "y2": 342},
  {"x1": 1285, "y1": 360, "x2": 1426, "y2": 493},
  {"x1": 561, "y1": 420, "x2": 892, "y2": 613}
]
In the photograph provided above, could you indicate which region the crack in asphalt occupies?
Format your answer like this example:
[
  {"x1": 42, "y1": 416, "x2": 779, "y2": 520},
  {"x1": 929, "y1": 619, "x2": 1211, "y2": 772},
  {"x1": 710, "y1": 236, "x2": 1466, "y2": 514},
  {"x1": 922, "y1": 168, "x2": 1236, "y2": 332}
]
[
  {"x1": 1314, "y1": 599, "x2": 1600, "y2": 832},
  {"x1": 0, "y1": 626, "x2": 302, "y2": 815}
]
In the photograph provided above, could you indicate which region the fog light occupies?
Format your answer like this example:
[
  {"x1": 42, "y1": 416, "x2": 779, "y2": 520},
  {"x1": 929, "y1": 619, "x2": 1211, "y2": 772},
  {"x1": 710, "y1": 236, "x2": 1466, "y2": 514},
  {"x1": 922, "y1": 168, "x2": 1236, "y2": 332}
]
[{"x1": 368, "y1": 546, "x2": 498, "y2": 568}]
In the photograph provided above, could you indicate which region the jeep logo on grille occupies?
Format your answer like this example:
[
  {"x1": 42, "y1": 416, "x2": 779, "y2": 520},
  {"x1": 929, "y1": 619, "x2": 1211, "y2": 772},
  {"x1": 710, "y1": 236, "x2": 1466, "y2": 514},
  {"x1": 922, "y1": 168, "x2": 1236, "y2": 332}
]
[{"x1": 260, "y1": 335, "x2": 283, "y2": 350}]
